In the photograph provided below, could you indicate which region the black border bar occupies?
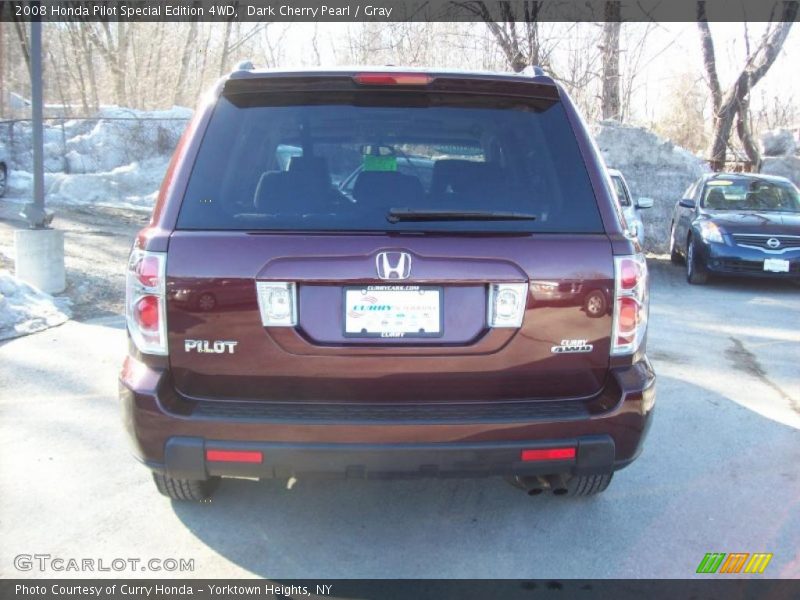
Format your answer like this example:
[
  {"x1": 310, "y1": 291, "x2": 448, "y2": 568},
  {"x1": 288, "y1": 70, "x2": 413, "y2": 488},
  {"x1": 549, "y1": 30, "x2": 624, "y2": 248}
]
[
  {"x1": 2, "y1": 0, "x2": 799, "y2": 23},
  {"x1": 3, "y1": 579, "x2": 800, "y2": 599}
]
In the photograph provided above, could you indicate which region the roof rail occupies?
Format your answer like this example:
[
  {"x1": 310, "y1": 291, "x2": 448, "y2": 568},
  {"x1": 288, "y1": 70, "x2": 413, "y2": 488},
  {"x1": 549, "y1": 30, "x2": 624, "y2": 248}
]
[
  {"x1": 234, "y1": 60, "x2": 255, "y2": 71},
  {"x1": 521, "y1": 65, "x2": 546, "y2": 77}
]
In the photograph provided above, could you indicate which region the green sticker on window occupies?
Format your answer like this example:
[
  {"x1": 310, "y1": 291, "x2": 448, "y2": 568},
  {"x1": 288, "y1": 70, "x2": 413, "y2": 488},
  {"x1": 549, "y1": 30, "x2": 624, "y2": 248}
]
[{"x1": 363, "y1": 155, "x2": 397, "y2": 172}]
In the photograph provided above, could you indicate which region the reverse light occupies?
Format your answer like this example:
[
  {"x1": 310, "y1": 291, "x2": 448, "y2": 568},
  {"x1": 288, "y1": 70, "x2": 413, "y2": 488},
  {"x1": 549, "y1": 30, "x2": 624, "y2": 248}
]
[
  {"x1": 698, "y1": 220, "x2": 724, "y2": 244},
  {"x1": 611, "y1": 255, "x2": 649, "y2": 355},
  {"x1": 487, "y1": 283, "x2": 528, "y2": 328},
  {"x1": 256, "y1": 282, "x2": 297, "y2": 327},
  {"x1": 125, "y1": 248, "x2": 167, "y2": 355},
  {"x1": 354, "y1": 73, "x2": 433, "y2": 86},
  {"x1": 521, "y1": 447, "x2": 576, "y2": 462}
]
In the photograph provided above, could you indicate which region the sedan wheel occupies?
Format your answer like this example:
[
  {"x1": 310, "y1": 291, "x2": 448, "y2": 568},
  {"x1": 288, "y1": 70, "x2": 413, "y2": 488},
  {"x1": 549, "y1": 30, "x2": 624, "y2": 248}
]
[
  {"x1": 0, "y1": 164, "x2": 7, "y2": 198},
  {"x1": 686, "y1": 235, "x2": 708, "y2": 285}
]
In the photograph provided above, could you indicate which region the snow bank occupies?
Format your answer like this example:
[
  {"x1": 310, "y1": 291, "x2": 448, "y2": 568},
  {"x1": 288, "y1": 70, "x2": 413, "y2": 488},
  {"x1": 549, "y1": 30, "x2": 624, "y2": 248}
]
[
  {"x1": 759, "y1": 128, "x2": 800, "y2": 187},
  {"x1": 2, "y1": 106, "x2": 190, "y2": 211},
  {"x1": 0, "y1": 271, "x2": 71, "y2": 341},
  {"x1": 7, "y1": 106, "x2": 191, "y2": 174},
  {"x1": 594, "y1": 120, "x2": 710, "y2": 252},
  {"x1": 760, "y1": 128, "x2": 798, "y2": 157}
]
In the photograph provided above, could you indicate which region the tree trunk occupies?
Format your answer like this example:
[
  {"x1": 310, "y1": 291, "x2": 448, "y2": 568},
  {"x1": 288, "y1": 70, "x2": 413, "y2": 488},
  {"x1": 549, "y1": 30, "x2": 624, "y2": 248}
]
[
  {"x1": 601, "y1": 2, "x2": 621, "y2": 120},
  {"x1": 219, "y1": 20, "x2": 233, "y2": 76},
  {"x1": 79, "y1": 26, "x2": 99, "y2": 111},
  {"x1": 736, "y1": 91, "x2": 761, "y2": 171},
  {"x1": 174, "y1": 20, "x2": 198, "y2": 106}
]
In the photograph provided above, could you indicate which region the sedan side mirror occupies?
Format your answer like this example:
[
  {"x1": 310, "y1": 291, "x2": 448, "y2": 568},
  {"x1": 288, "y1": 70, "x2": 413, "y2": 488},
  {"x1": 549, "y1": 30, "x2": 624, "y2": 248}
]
[
  {"x1": 636, "y1": 197, "x2": 654, "y2": 209},
  {"x1": 679, "y1": 198, "x2": 696, "y2": 209}
]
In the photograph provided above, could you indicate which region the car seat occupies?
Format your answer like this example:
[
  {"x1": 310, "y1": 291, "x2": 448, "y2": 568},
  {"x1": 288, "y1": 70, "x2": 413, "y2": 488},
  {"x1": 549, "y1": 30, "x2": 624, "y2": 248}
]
[{"x1": 253, "y1": 156, "x2": 334, "y2": 213}]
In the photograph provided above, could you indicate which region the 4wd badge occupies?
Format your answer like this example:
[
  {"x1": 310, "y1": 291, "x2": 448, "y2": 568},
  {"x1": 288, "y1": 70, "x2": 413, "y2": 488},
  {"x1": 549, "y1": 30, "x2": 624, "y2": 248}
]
[{"x1": 551, "y1": 339, "x2": 593, "y2": 354}]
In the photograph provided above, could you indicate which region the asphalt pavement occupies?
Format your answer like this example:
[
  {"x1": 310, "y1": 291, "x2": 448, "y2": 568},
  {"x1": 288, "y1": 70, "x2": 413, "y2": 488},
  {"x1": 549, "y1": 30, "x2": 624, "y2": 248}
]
[{"x1": 0, "y1": 261, "x2": 798, "y2": 578}]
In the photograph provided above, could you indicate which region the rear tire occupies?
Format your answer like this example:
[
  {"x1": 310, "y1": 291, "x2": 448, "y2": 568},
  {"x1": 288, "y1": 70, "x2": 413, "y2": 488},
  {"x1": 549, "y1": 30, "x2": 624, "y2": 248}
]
[
  {"x1": 0, "y1": 164, "x2": 7, "y2": 198},
  {"x1": 566, "y1": 473, "x2": 613, "y2": 497},
  {"x1": 686, "y1": 235, "x2": 708, "y2": 285},
  {"x1": 669, "y1": 223, "x2": 682, "y2": 264},
  {"x1": 152, "y1": 472, "x2": 219, "y2": 501}
]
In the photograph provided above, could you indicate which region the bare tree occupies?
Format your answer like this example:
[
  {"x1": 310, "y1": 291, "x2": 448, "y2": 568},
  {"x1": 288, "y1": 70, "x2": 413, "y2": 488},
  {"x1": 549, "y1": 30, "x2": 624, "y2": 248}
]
[
  {"x1": 697, "y1": 0, "x2": 797, "y2": 170},
  {"x1": 218, "y1": 20, "x2": 234, "y2": 76},
  {"x1": 174, "y1": 20, "x2": 199, "y2": 106},
  {"x1": 457, "y1": 1, "x2": 548, "y2": 72},
  {"x1": 84, "y1": 22, "x2": 132, "y2": 105}
]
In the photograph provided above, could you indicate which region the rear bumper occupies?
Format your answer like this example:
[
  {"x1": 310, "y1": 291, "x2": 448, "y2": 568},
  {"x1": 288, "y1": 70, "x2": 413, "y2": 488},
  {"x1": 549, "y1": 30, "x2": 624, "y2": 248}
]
[
  {"x1": 119, "y1": 358, "x2": 655, "y2": 480},
  {"x1": 700, "y1": 241, "x2": 800, "y2": 278}
]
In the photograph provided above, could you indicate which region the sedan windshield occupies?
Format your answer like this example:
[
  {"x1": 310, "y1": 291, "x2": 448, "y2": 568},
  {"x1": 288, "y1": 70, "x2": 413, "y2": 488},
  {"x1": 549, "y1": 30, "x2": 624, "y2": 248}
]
[{"x1": 701, "y1": 178, "x2": 800, "y2": 212}]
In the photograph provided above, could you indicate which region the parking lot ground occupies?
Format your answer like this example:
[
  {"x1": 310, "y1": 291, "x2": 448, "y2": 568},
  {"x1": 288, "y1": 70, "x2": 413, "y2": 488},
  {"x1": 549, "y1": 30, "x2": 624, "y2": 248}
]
[{"x1": 0, "y1": 259, "x2": 798, "y2": 579}]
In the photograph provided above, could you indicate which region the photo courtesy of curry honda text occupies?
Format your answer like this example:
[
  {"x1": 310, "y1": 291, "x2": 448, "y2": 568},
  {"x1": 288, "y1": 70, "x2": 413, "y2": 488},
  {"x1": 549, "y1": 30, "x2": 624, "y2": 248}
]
[{"x1": 119, "y1": 67, "x2": 655, "y2": 501}]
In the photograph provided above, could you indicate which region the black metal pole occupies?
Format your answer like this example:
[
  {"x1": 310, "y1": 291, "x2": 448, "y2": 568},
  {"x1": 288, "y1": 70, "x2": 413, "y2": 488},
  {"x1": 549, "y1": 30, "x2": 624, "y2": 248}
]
[{"x1": 23, "y1": 12, "x2": 48, "y2": 229}]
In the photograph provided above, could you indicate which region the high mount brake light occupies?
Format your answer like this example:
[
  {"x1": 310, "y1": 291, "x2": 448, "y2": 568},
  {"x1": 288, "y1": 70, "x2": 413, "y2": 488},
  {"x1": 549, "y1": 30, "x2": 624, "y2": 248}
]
[
  {"x1": 353, "y1": 73, "x2": 434, "y2": 86},
  {"x1": 611, "y1": 255, "x2": 649, "y2": 355},
  {"x1": 126, "y1": 248, "x2": 167, "y2": 355}
]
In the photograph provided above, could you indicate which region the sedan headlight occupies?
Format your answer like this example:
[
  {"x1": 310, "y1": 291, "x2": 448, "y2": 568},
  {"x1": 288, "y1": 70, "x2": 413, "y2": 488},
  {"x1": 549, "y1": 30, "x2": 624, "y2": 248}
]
[{"x1": 698, "y1": 221, "x2": 724, "y2": 244}]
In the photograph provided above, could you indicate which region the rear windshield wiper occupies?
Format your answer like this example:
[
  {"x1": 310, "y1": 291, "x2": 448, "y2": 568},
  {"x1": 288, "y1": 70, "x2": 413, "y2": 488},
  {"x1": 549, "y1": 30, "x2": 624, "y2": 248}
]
[{"x1": 387, "y1": 208, "x2": 537, "y2": 223}]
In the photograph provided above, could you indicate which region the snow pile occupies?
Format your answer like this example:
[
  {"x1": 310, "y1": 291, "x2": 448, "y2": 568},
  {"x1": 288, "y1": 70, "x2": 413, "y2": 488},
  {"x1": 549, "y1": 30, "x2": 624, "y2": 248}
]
[
  {"x1": 8, "y1": 106, "x2": 191, "y2": 173},
  {"x1": 760, "y1": 128, "x2": 797, "y2": 157},
  {"x1": 0, "y1": 271, "x2": 71, "y2": 341},
  {"x1": 3, "y1": 106, "x2": 191, "y2": 211},
  {"x1": 594, "y1": 121, "x2": 710, "y2": 252},
  {"x1": 759, "y1": 127, "x2": 800, "y2": 187}
]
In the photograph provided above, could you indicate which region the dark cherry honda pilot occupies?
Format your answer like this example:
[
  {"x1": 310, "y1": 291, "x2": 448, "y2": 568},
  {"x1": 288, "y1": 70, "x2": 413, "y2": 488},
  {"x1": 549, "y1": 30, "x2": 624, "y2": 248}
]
[{"x1": 119, "y1": 67, "x2": 655, "y2": 501}]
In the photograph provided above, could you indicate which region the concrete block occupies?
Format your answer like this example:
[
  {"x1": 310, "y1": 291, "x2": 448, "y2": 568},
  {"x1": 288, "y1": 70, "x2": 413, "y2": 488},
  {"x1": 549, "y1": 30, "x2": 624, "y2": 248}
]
[{"x1": 14, "y1": 228, "x2": 66, "y2": 294}]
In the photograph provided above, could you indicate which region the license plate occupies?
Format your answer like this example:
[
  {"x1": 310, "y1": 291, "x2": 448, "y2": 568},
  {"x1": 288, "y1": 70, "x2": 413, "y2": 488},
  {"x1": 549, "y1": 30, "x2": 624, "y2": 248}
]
[
  {"x1": 344, "y1": 286, "x2": 443, "y2": 338},
  {"x1": 764, "y1": 258, "x2": 790, "y2": 273}
]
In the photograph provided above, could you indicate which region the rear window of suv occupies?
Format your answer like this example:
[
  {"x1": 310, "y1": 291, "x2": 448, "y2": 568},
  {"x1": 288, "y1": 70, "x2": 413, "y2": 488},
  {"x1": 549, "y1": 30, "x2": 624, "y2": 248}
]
[{"x1": 177, "y1": 90, "x2": 603, "y2": 233}]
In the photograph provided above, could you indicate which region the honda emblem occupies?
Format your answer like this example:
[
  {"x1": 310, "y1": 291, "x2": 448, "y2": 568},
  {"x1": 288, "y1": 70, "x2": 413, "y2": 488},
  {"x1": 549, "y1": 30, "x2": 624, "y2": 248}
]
[{"x1": 376, "y1": 251, "x2": 412, "y2": 280}]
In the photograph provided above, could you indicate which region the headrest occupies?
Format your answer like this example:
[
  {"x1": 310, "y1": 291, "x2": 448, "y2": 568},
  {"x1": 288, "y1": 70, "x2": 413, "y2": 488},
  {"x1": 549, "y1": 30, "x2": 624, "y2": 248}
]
[
  {"x1": 705, "y1": 188, "x2": 726, "y2": 208},
  {"x1": 352, "y1": 170, "x2": 424, "y2": 205},
  {"x1": 430, "y1": 159, "x2": 502, "y2": 196}
]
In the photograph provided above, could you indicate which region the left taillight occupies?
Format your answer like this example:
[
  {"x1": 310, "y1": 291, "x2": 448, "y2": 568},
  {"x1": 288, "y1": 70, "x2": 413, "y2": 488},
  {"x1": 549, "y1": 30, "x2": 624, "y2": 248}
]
[
  {"x1": 126, "y1": 248, "x2": 167, "y2": 355},
  {"x1": 611, "y1": 254, "x2": 648, "y2": 355}
]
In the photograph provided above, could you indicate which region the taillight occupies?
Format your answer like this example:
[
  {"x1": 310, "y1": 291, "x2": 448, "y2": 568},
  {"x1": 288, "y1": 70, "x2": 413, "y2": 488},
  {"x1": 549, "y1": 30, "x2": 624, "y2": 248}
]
[
  {"x1": 612, "y1": 255, "x2": 648, "y2": 355},
  {"x1": 256, "y1": 282, "x2": 297, "y2": 327},
  {"x1": 126, "y1": 248, "x2": 167, "y2": 355},
  {"x1": 353, "y1": 73, "x2": 433, "y2": 86},
  {"x1": 487, "y1": 283, "x2": 528, "y2": 328}
]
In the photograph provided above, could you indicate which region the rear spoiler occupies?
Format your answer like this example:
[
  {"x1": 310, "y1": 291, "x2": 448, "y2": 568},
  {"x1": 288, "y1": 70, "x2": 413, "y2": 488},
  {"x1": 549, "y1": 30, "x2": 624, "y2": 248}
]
[{"x1": 222, "y1": 71, "x2": 560, "y2": 102}]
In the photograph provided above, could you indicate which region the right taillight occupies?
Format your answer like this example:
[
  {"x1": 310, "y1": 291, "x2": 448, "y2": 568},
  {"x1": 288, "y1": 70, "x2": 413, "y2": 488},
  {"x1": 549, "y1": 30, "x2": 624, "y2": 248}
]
[
  {"x1": 612, "y1": 254, "x2": 648, "y2": 355},
  {"x1": 126, "y1": 248, "x2": 167, "y2": 355}
]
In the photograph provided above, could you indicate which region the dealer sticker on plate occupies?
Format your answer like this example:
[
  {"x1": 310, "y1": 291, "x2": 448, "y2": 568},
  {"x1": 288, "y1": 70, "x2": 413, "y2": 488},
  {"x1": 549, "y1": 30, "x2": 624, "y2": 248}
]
[
  {"x1": 344, "y1": 286, "x2": 443, "y2": 338},
  {"x1": 764, "y1": 258, "x2": 790, "y2": 273}
]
